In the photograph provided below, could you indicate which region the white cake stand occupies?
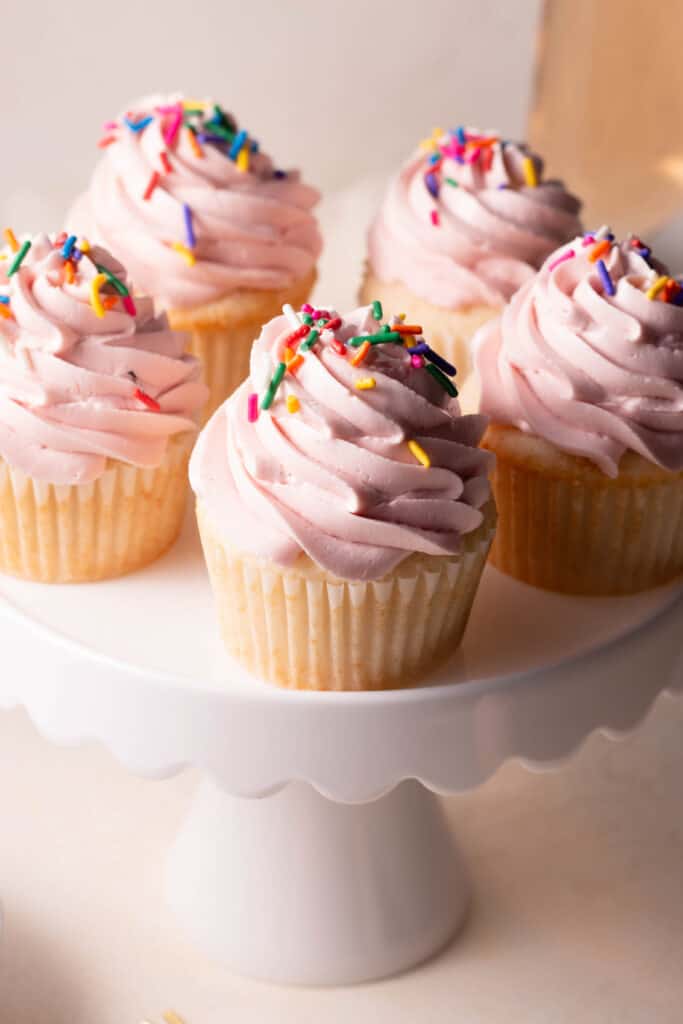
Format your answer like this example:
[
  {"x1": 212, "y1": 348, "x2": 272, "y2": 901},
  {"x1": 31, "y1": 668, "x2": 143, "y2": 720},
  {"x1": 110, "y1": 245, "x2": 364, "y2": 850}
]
[{"x1": 0, "y1": 515, "x2": 681, "y2": 986}]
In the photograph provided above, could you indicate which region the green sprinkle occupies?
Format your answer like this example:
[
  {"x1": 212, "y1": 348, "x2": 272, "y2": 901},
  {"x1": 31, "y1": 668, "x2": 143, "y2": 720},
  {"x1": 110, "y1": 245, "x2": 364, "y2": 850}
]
[
  {"x1": 182, "y1": 108, "x2": 205, "y2": 117},
  {"x1": 316, "y1": 318, "x2": 328, "y2": 328},
  {"x1": 426, "y1": 362, "x2": 458, "y2": 397},
  {"x1": 206, "y1": 122, "x2": 235, "y2": 141},
  {"x1": 349, "y1": 331, "x2": 402, "y2": 347},
  {"x1": 300, "y1": 328, "x2": 320, "y2": 352},
  {"x1": 7, "y1": 240, "x2": 31, "y2": 277},
  {"x1": 372, "y1": 299, "x2": 383, "y2": 320},
  {"x1": 445, "y1": 177, "x2": 459, "y2": 187},
  {"x1": 261, "y1": 361, "x2": 287, "y2": 410},
  {"x1": 95, "y1": 263, "x2": 129, "y2": 296},
  {"x1": 301, "y1": 313, "x2": 314, "y2": 325}
]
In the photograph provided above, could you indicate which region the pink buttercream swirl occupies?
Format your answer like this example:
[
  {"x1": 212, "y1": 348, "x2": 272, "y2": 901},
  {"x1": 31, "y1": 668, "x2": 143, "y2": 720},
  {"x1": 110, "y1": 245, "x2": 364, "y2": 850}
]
[
  {"x1": 0, "y1": 233, "x2": 206, "y2": 485},
  {"x1": 68, "y1": 94, "x2": 322, "y2": 310},
  {"x1": 476, "y1": 233, "x2": 683, "y2": 476},
  {"x1": 368, "y1": 127, "x2": 582, "y2": 310},
  {"x1": 190, "y1": 304, "x2": 493, "y2": 581}
]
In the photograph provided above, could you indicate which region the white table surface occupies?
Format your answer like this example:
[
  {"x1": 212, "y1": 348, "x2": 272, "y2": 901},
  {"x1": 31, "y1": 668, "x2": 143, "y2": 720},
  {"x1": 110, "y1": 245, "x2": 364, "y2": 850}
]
[{"x1": 1, "y1": 689, "x2": 681, "y2": 1023}]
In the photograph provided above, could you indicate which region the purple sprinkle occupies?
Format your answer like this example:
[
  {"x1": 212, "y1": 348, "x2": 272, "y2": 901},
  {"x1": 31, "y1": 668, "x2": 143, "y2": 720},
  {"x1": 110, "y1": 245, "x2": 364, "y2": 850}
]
[
  {"x1": 425, "y1": 171, "x2": 440, "y2": 199},
  {"x1": 183, "y1": 204, "x2": 196, "y2": 249},
  {"x1": 71, "y1": 248, "x2": 83, "y2": 262},
  {"x1": 406, "y1": 342, "x2": 429, "y2": 355},
  {"x1": 197, "y1": 132, "x2": 230, "y2": 145},
  {"x1": 424, "y1": 346, "x2": 457, "y2": 377},
  {"x1": 596, "y1": 258, "x2": 616, "y2": 296},
  {"x1": 274, "y1": 169, "x2": 287, "y2": 179},
  {"x1": 672, "y1": 288, "x2": 683, "y2": 307}
]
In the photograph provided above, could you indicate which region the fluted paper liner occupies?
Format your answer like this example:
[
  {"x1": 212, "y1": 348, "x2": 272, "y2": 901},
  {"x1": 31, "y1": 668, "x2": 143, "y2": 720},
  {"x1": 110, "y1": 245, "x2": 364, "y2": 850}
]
[
  {"x1": 0, "y1": 434, "x2": 193, "y2": 583},
  {"x1": 197, "y1": 500, "x2": 496, "y2": 691},
  {"x1": 484, "y1": 423, "x2": 683, "y2": 595},
  {"x1": 360, "y1": 268, "x2": 499, "y2": 411},
  {"x1": 169, "y1": 270, "x2": 317, "y2": 423}
]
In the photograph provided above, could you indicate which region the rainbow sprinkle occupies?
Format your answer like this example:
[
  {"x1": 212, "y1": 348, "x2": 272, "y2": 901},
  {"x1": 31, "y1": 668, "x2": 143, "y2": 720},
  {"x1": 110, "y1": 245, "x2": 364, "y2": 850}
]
[
  {"x1": 408, "y1": 439, "x2": 431, "y2": 468},
  {"x1": 522, "y1": 156, "x2": 538, "y2": 187},
  {"x1": 547, "y1": 249, "x2": 575, "y2": 272},
  {"x1": 183, "y1": 204, "x2": 196, "y2": 249},
  {"x1": 90, "y1": 273, "x2": 108, "y2": 317},
  {"x1": 355, "y1": 377, "x2": 376, "y2": 390},
  {"x1": 286, "y1": 394, "x2": 300, "y2": 413},
  {"x1": 171, "y1": 241, "x2": 196, "y2": 266},
  {"x1": 7, "y1": 240, "x2": 31, "y2": 277},
  {"x1": 3, "y1": 228, "x2": 19, "y2": 253},
  {"x1": 596, "y1": 258, "x2": 615, "y2": 296},
  {"x1": 247, "y1": 392, "x2": 259, "y2": 422},
  {"x1": 261, "y1": 361, "x2": 287, "y2": 410},
  {"x1": 646, "y1": 275, "x2": 669, "y2": 301}
]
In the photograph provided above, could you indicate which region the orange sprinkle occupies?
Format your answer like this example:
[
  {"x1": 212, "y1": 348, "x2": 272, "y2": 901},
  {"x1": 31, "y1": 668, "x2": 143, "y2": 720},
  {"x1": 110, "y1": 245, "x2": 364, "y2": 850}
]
[
  {"x1": 187, "y1": 128, "x2": 204, "y2": 159},
  {"x1": 3, "y1": 228, "x2": 19, "y2": 253},
  {"x1": 393, "y1": 324, "x2": 423, "y2": 335},
  {"x1": 286, "y1": 353, "x2": 304, "y2": 374},
  {"x1": 350, "y1": 340, "x2": 371, "y2": 366},
  {"x1": 102, "y1": 295, "x2": 118, "y2": 310},
  {"x1": 63, "y1": 260, "x2": 75, "y2": 284},
  {"x1": 283, "y1": 346, "x2": 295, "y2": 363},
  {"x1": 0, "y1": 303, "x2": 13, "y2": 320},
  {"x1": 589, "y1": 239, "x2": 611, "y2": 263}
]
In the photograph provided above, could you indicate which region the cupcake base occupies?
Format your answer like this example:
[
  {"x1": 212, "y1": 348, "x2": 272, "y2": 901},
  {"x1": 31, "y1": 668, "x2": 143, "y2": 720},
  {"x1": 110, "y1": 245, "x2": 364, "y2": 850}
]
[
  {"x1": 483, "y1": 423, "x2": 683, "y2": 595},
  {"x1": 196, "y1": 499, "x2": 496, "y2": 691},
  {"x1": 359, "y1": 269, "x2": 499, "y2": 411},
  {"x1": 169, "y1": 270, "x2": 317, "y2": 423},
  {"x1": 0, "y1": 434, "x2": 193, "y2": 583}
]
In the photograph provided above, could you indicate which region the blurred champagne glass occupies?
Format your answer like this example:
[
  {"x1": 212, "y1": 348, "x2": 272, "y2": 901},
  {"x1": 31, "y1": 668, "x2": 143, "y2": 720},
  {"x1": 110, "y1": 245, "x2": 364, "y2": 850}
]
[{"x1": 529, "y1": 0, "x2": 683, "y2": 243}]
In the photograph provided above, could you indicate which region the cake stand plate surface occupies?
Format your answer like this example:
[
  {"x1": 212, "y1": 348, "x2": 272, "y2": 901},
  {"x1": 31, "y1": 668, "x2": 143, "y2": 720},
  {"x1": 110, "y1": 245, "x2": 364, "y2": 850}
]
[{"x1": 1, "y1": 515, "x2": 681, "y2": 985}]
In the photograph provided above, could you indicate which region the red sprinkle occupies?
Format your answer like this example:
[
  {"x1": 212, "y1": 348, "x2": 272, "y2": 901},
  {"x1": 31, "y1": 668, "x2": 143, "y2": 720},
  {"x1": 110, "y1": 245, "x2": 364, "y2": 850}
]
[
  {"x1": 54, "y1": 231, "x2": 68, "y2": 247},
  {"x1": 143, "y1": 171, "x2": 161, "y2": 201},
  {"x1": 482, "y1": 147, "x2": 494, "y2": 172},
  {"x1": 283, "y1": 323, "x2": 309, "y2": 347},
  {"x1": 122, "y1": 295, "x2": 137, "y2": 317},
  {"x1": 324, "y1": 316, "x2": 342, "y2": 332},
  {"x1": 97, "y1": 135, "x2": 117, "y2": 148},
  {"x1": 331, "y1": 338, "x2": 346, "y2": 355},
  {"x1": 160, "y1": 152, "x2": 172, "y2": 174},
  {"x1": 430, "y1": 209, "x2": 440, "y2": 227},
  {"x1": 134, "y1": 387, "x2": 161, "y2": 412}
]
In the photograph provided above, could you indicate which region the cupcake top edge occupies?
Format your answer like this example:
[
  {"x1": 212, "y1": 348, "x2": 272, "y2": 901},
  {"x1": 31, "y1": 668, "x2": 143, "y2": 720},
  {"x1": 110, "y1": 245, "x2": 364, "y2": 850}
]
[
  {"x1": 189, "y1": 300, "x2": 494, "y2": 582},
  {"x1": 367, "y1": 124, "x2": 583, "y2": 312},
  {"x1": 67, "y1": 93, "x2": 322, "y2": 311},
  {"x1": 476, "y1": 228, "x2": 683, "y2": 477},
  {"x1": 0, "y1": 230, "x2": 207, "y2": 486}
]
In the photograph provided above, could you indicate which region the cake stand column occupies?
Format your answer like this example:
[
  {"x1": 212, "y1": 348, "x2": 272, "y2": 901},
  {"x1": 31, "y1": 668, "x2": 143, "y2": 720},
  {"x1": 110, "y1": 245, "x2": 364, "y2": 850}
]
[{"x1": 165, "y1": 777, "x2": 468, "y2": 986}]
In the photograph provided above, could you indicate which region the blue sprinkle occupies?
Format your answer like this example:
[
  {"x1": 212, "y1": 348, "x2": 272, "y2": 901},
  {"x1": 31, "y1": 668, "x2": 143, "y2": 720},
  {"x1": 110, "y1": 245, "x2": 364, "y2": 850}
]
[
  {"x1": 636, "y1": 246, "x2": 652, "y2": 261},
  {"x1": 0, "y1": 295, "x2": 9, "y2": 305},
  {"x1": 250, "y1": 139, "x2": 259, "y2": 153},
  {"x1": 228, "y1": 129, "x2": 248, "y2": 161},
  {"x1": 455, "y1": 126, "x2": 466, "y2": 146},
  {"x1": 596, "y1": 258, "x2": 616, "y2": 297},
  {"x1": 428, "y1": 152, "x2": 441, "y2": 165},
  {"x1": 124, "y1": 115, "x2": 153, "y2": 133},
  {"x1": 61, "y1": 234, "x2": 76, "y2": 259},
  {"x1": 406, "y1": 342, "x2": 429, "y2": 355},
  {"x1": 197, "y1": 132, "x2": 230, "y2": 145},
  {"x1": 424, "y1": 345, "x2": 457, "y2": 377},
  {"x1": 425, "y1": 171, "x2": 440, "y2": 199},
  {"x1": 183, "y1": 203, "x2": 196, "y2": 249}
]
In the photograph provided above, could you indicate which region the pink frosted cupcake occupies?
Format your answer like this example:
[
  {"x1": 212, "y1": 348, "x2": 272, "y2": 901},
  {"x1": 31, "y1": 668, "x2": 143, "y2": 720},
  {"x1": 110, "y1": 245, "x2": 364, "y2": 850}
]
[
  {"x1": 69, "y1": 94, "x2": 322, "y2": 419},
  {"x1": 361, "y1": 126, "x2": 582, "y2": 408},
  {"x1": 0, "y1": 230, "x2": 206, "y2": 582},
  {"x1": 190, "y1": 301, "x2": 496, "y2": 690},
  {"x1": 477, "y1": 229, "x2": 683, "y2": 594}
]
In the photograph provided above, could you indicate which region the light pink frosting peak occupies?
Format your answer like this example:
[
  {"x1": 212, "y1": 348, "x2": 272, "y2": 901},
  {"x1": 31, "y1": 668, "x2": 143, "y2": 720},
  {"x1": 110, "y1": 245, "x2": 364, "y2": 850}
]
[
  {"x1": 68, "y1": 93, "x2": 322, "y2": 310},
  {"x1": 190, "y1": 303, "x2": 493, "y2": 581},
  {"x1": 476, "y1": 232, "x2": 683, "y2": 476},
  {"x1": 368, "y1": 126, "x2": 582, "y2": 310},
  {"x1": 0, "y1": 232, "x2": 207, "y2": 485}
]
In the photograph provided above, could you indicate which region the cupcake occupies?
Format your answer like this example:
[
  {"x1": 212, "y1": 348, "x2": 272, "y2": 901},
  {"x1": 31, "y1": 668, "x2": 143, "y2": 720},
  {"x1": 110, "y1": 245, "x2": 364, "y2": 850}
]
[
  {"x1": 476, "y1": 229, "x2": 683, "y2": 595},
  {"x1": 0, "y1": 230, "x2": 207, "y2": 582},
  {"x1": 69, "y1": 94, "x2": 322, "y2": 420},
  {"x1": 190, "y1": 300, "x2": 496, "y2": 691},
  {"x1": 361, "y1": 126, "x2": 582, "y2": 410}
]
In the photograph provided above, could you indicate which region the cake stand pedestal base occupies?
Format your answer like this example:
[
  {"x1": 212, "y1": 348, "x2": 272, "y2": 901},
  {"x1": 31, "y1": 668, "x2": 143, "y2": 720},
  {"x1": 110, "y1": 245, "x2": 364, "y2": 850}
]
[{"x1": 166, "y1": 778, "x2": 467, "y2": 986}]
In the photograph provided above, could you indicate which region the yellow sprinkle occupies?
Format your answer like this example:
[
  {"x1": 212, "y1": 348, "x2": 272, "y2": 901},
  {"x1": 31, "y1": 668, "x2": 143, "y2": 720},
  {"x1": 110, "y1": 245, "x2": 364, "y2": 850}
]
[
  {"x1": 355, "y1": 377, "x2": 376, "y2": 390},
  {"x1": 3, "y1": 228, "x2": 19, "y2": 253},
  {"x1": 78, "y1": 237, "x2": 90, "y2": 253},
  {"x1": 236, "y1": 146, "x2": 249, "y2": 172},
  {"x1": 522, "y1": 156, "x2": 538, "y2": 187},
  {"x1": 171, "y1": 241, "x2": 196, "y2": 267},
  {"x1": 90, "y1": 273, "x2": 108, "y2": 318},
  {"x1": 408, "y1": 439, "x2": 431, "y2": 468},
  {"x1": 286, "y1": 394, "x2": 300, "y2": 414},
  {"x1": 183, "y1": 98, "x2": 208, "y2": 109},
  {"x1": 646, "y1": 275, "x2": 669, "y2": 300},
  {"x1": 283, "y1": 346, "x2": 294, "y2": 363},
  {"x1": 163, "y1": 1013, "x2": 185, "y2": 1024}
]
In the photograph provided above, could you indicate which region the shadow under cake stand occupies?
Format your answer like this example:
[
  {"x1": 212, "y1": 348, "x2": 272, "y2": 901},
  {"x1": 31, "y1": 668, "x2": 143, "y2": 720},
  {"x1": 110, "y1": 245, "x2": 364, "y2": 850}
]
[{"x1": 0, "y1": 516, "x2": 681, "y2": 986}]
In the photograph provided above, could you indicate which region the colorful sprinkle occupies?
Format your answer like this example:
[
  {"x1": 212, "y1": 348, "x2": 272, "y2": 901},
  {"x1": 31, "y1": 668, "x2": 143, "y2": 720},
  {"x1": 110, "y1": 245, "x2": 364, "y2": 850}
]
[
  {"x1": 163, "y1": 107, "x2": 183, "y2": 147},
  {"x1": 160, "y1": 151, "x2": 173, "y2": 174},
  {"x1": 425, "y1": 171, "x2": 440, "y2": 198},
  {"x1": 123, "y1": 295, "x2": 137, "y2": 316},
  {"x1": 171, "y1": 241, "x2": 196, "y2": 266},
  {"x1": 63, "y1": 260, "x2": 75, "y2": 284},
  {"x1": 143, "y1": 171, "x2": 161, "y2": 201},
  {"x1": 183, "y1": 204, "x2": 196, "y2": 249},
  {"x1": 394, "y1": 324, "x2": 423, "y2": 335},
  {"x1": 7, "y1": 240, "x2": 31, "y2": 277},
  {"x1": 430, "y1": 209, "x2": 440, "y2": 227},
  {"x1": 261, "y1": 361, "x2": 287, "y2": 410},
  {"x1": 350, "y1": 340, "x2": 371, "y2": 366},
  {"x1": 355, "y1": 377, "x2": 376, "y2": 390},
  {"x1": 408, "y1": 439, "x2": 431, "y2": 468},
  {"x1": 372, "y1": 299, "x2": 383, "y2": 321},
  {"x1": 90, "y1": 272, "x2": 108, "y2": 317},
  {"x1": 547, "y1": 249, "x2": 576, "y2": 273},
  {"x1": 0, "y1": 303, "x2": 13, "y2": 320},
  {"x1": 286, "y1": 353, "x2": 304, "y2": 374},
  {"x1": 422, "y1": 346, "x2": 456, "y2": 377},
  {"x1": 350, "y1": 331, "x2": 401, "y2": 346},
  {"x1": 425, "y1": 362, "x2": 458, "y2": 396},
  {"x1": 228, "y1": 129, "x2": 248, "y2": 161},
  {"x1": 61, "y1": 234, "x2": 77, "y2": 259},
  {"x1": 596, "y1": 259, "x2": 616, "y2": 296},
  {"x1": 236, "y1": 146, "x2": 249, "y2": 172},
  {"x1": 300, "y1": 328, "x2": 320, "y2": 352},
  {"x1": 125, "y1": 114, "x2": 153, "y2": 133},
  {"x1": 589, "y1": 239, "x2": 611, "y2": 263},
  {"x1": 455, "y1": 126, "x2": 466, "y2": 146},
  {"x1": 331, "y1": 339, "x2": 347, "y2": 355},
  {"x1": 324, "y1": 316, "x2": 342, "y2": 332},
  {"x1": 301, "y1": 303, "x2": 314, "y2": 314},
  {"x1": 97, "y1": 136, "x2": 117, "y2": 148},
  {"x1": 522, "y1": 156, "x2": 538, "y2": 187},
  {"x1": 78, "y1": 237, "x2": 91, "y2": 253},
  {"x1": 286, "y1": 394, "x2": 300, "y2": 414},
  {"x1": 646, "y1": 275, "x2": 669, "y2": 301},
  {"x1": 247, "y1": 392, "x2": 259, "y2": 422},
  {"x1": 3, "y1": 228, "x2": 19, "y2": 253},
  {"x1": 445, "y1": 177, "x2": 459, "y2": 187},
  {"x1": 0, "y1": 295, "x2": 9, "y2": 304},
  {"x1": 410, "y1": 354, "x2": 425, "y2": 368}
]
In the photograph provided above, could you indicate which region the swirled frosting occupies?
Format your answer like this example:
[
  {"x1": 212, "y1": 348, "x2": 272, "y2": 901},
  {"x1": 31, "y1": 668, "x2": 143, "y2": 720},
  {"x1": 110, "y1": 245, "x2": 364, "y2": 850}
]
[
  {"x1": 368, "y1": 126, "x2": 582, "y2": 310},
  {"x1": 68, "y1": 94, "x2": 322, "y2": 310},
  {"x1": 0, "y1": 232, "x2": 207, "y2": 485},
  {"x1": 476, "y1": 232, "x2": 683, "y2": 476},
  {"x1": 190, "y1": 302, "x2": 493, "y2": 580}
]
